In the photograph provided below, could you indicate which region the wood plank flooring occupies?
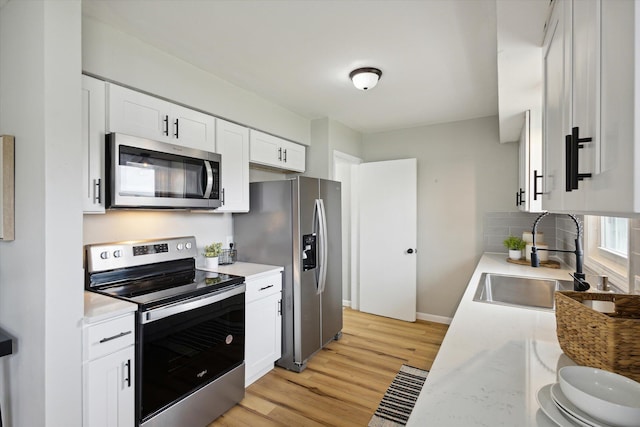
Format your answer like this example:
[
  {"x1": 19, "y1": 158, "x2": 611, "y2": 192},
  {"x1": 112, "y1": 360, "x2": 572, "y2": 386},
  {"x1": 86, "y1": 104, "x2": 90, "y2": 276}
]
[{"x1": 210, "y1": 308, "x2": 449, "y2": 427}]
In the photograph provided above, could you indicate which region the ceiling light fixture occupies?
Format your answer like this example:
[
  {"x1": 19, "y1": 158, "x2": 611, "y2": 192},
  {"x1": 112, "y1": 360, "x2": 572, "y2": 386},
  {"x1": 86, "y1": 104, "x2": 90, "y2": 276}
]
[{"x1": 349, "y1": 67, "x2": 382, "y2": 91}]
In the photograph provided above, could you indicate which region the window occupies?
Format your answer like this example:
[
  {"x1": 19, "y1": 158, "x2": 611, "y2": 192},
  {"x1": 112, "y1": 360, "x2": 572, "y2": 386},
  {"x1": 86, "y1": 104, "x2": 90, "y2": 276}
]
[{"x1": 584, "y1": 215, "x2": 629, "y2": 292}]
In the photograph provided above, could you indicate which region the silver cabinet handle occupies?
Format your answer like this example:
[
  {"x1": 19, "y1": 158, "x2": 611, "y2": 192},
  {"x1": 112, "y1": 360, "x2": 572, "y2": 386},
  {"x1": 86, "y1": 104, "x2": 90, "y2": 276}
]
[{"x1": 98, "y1": 330, "x2": 132, "y2": 344}]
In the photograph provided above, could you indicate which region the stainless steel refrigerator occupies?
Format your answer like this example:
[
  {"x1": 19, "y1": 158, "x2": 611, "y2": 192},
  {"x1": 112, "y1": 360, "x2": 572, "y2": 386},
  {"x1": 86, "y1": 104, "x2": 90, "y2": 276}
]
[{"x1": 234, "y1": 176, "x2": 342, "y2": 372}]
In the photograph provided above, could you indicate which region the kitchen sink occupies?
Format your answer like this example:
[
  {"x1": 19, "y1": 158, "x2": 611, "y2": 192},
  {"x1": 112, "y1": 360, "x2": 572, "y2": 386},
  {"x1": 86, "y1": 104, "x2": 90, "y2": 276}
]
[{"x1": 473, "y1": 272, "x2": 573, "y2": 310}]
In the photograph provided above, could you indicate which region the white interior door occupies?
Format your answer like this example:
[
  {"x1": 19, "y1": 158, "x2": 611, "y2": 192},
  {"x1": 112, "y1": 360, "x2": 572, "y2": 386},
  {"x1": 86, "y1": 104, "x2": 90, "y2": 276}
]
[{"x1": 358, "y1": 158, "x2": 417, "y2": 321}]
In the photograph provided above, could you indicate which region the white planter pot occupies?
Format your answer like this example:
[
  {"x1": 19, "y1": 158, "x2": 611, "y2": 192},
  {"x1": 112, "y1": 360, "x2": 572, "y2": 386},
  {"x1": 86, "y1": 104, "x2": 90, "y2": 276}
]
[
  {"x1": 508, "y1": 249, "x2": 522, "y2": 260},
  {"x1": 205, "y1": 256, "x2": 219, "y2": 270}
]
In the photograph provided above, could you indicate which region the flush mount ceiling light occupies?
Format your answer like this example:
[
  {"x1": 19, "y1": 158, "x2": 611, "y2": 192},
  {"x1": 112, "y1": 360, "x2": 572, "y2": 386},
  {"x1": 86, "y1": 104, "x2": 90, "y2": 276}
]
[{"x1": 349, "y1": 67, "x2": 382, "y2": 91}]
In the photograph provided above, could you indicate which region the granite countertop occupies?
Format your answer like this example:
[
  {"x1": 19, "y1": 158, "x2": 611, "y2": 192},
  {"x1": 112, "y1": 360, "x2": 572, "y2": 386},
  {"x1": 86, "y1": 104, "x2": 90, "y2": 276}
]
[{"x1": 407, "y1": 253, "x2": 578, "y2": 427}]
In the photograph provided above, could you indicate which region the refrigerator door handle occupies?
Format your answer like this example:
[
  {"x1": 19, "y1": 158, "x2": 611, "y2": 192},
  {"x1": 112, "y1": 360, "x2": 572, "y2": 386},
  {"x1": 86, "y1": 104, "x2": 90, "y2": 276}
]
[{"x1": 315, "y1": 198, "x2": 329, "y2": 294}]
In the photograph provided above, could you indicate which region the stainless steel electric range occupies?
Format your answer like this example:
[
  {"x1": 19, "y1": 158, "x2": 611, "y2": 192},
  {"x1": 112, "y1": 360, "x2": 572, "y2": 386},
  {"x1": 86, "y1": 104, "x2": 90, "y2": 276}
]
[{"x1": 85, "y1": 236, "x2": 245, "y2": 427}]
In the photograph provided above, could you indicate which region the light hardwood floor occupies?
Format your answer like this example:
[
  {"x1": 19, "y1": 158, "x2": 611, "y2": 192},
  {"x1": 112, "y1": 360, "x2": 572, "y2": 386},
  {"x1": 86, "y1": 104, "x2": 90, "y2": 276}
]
[{"x1": 210, "y1": 308, "x2": 449, "y2": 427}]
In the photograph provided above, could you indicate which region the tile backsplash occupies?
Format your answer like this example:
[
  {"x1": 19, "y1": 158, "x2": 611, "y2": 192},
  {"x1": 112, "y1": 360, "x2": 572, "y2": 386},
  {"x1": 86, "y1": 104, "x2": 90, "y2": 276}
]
[{"x1": 483, "y1": 212, "x2": 558, "y2": 253}]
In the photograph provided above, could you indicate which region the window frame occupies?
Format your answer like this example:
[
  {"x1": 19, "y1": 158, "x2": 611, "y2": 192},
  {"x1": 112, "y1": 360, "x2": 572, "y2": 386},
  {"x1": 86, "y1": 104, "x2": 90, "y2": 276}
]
[{"x1": 584, "y1": 215, "x2": 629, "y2": 293}]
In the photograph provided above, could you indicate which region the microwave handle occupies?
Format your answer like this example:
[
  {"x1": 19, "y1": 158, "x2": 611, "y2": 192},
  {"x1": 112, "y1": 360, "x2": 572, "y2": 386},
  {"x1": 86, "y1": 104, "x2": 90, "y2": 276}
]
[{"x1": 203, "y1": 160, "x2": 214, "y2": 198}]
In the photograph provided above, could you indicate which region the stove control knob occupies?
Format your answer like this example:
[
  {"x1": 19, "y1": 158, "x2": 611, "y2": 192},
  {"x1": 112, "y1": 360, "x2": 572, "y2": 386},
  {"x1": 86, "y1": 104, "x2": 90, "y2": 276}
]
[
  {"x1": 113, "y1": 250, "x2": 122, "y2": 258},
  {"x1": 177, "y1": 243, "x2": 184, "y2": 250},
  {"x1": 100, "y1": 251, "x2": 110, "y2": 260},
  {"x1": 185, "y1": 242, "x2": 192, "y2": 249}
]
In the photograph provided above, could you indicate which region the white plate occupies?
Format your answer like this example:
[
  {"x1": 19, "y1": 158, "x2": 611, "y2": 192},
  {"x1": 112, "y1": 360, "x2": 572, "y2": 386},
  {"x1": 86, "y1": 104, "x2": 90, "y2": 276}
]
[
  {"x1": 537, "y1": 384, "x2": 579, "y2": 427},
  {"x1": 550, "y1": 383, "x2": 606, "y2": 427}
]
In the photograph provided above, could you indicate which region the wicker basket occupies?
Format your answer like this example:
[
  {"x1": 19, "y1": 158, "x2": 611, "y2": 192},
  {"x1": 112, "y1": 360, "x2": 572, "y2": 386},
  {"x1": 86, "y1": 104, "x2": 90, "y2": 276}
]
[{"x1": 555, "y1": 291, "x2": 640, "y2": 382}]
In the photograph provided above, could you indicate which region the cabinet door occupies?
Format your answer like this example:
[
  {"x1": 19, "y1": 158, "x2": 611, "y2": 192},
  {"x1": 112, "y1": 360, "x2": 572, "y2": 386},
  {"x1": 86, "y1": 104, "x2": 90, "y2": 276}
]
[
  {"x1": 81, "y1": 75, "x2": 106, "y2": 214},
  {"x1": 107, "y1": 83, "x2": 171, "y2": 143},
  {"x1": 249, "y1": 129, "x2": 282, "y2": 168},
  {"x1": 84, "y1": 346, "x2": 135, "y2": 427},
  {"x1": 280, "y1": 140, "x2": 306, "y2": 173},
  {"x1": 245, "y1": 293, "x2": 281, "y2": 387},
  {"x1": 215, "y1": 119, "x2": 249, "y2": 212},
  {"x1": 170, "y1": 104, "x2": 216, "y2": 152},
  {"x1": 588, "y1": 0, "x2": 637, "y2": 213},
  {"x1": 542, "y1": 0, "x2": 569, "y2": 212},
  {"x1": 249, "y1": 129, "x2": 306, "y2": 172}
]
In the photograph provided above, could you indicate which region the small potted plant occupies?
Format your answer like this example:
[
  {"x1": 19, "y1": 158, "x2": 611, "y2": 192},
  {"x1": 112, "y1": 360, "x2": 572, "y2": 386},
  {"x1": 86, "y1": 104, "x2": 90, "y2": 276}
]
[
  {"x1": 503, "y1": 235, "x2": 526, "y2": 260},
  {"x1": 203, "y1": 242, "x2": 223, "y2": 270}
]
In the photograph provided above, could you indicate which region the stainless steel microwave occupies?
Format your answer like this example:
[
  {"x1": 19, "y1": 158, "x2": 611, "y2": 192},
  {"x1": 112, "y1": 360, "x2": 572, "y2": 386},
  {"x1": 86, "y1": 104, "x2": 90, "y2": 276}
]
[{"x1": 105, "y1": 132, "x2": 221, "y2": 209}]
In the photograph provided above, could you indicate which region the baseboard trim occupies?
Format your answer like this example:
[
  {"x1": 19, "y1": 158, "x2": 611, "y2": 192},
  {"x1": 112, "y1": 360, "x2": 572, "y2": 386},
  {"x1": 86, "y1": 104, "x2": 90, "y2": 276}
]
[
  {"x1": 417, "y1": 312, "x2": 452, "y2": 325},
  {"x1": 343, "y1": 301, "x2": 452, "y2": 325}
]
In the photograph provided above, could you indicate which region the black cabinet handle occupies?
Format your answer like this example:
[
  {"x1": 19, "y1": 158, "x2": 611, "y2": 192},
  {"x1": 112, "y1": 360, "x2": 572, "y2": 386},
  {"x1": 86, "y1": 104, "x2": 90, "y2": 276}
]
[
  {"x1": 124, "y1": 359, "x2": 131, "y2": 388},
  {"x1": 565, "y1": 134, "x2": 573, "y2": 192},
  {"x1": 517, "y1": 188, "x2": 525, "y2": 206},
  {"x1": 566, "y1": 127, "x2": 593, "y2": 191},
  {"x1": 278, "y1": 147, "x2": 282, "y2": 161},
  {"x1": 259, "y1": 284, "x2": 274, "y2": 291},
  {"x1": 572, "y1": 126, "x2": 592, "y2": 188},
  {"x1": 221, "y1": 188, "x2": 225, "y2": 206},
  {"x1": 93, "y1": 178, "x2": 101, "y2": 204},
  {"x1": 163, "y1": 115, "x2": 169, "y2": 136},
  {"x1": 533, "y1": 170, "x2": 543, "y2": 200},
  {"x1": 174, "y1": 119, "x2": 179, "y2": 138},
  {"x1": 283, "y1": 149, "x2": 287, "y2": 162}
]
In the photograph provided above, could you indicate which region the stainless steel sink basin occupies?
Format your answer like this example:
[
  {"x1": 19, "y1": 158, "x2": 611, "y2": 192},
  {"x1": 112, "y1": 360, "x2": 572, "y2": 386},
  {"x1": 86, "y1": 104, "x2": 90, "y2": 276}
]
[{"x1": 473, "y1": 272, "x2": 573, "y2": 310}]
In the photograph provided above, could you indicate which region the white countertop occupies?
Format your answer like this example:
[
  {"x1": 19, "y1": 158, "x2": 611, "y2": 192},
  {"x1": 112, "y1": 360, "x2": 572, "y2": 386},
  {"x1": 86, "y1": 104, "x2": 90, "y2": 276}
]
[
  {"x1": 407, "y1": 253, "x2": 578, "y2": 427},
  {"x1": 84, "y1": 291, "x2": 137, "y2": 324},
  {"x1": 199, "y1": 262, "x2": 283, "y2": 280}
]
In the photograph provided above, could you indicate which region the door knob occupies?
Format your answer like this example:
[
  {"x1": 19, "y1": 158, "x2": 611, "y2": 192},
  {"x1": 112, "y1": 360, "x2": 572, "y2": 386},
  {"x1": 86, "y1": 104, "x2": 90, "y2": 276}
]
[{"x1": 406, "y1": 248, "x2": 414, "y2": 254}]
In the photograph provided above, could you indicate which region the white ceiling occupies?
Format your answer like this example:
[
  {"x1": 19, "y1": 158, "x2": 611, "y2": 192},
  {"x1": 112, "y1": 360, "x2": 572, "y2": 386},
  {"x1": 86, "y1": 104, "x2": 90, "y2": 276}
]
[{"x1": 82, "y1": 0, "x2": 502, "y2": 135}]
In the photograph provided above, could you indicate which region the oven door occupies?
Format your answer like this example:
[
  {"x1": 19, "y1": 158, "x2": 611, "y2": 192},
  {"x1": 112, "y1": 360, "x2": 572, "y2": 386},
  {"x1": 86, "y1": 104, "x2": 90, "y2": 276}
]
[
  {"x1": 106, "y1": 132, "x2": 221, "y2": 209},
  {"x1": 137, "y1": 284, "x2": 245, "y2": 423}
]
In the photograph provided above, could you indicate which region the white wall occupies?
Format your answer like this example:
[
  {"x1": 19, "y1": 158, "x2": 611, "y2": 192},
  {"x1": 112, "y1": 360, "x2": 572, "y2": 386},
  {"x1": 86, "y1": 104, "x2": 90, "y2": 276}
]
[
  {"x1": 0, "y1": 1, "x2": 83, "y2": 426},
  {"x1": 306, "y1": 118, "x2": 363, "y2": 180},
  {"x1": 82, "y1": 17, "x2": 311, "y2": 146},
  {"x1": 83, "y1": 211, "x2": 233, "y2": 265},
  {"x1": 363, "y1": 116, "x2": 518, "y2": 318}
]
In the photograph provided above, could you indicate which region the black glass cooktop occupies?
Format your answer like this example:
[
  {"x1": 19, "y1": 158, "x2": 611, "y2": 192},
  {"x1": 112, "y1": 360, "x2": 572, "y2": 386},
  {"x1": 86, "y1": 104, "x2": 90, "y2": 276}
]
[{"x1": 88, "y1": 260, "x2": 244, "y2": 310}]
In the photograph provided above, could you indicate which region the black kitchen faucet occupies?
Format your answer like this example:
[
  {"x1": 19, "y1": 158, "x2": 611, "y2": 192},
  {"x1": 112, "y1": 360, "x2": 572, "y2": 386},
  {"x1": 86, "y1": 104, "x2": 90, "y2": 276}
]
[{"x1": 530, "y1": 212, "x2": 590, "y2": 291}]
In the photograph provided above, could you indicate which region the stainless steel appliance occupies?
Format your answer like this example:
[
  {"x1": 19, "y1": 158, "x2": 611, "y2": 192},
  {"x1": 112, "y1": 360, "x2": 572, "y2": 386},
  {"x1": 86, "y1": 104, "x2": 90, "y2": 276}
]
[
  {"x1": 234, "y1": 177, "x2": 342, "y2": 372},
  {"x1": 85, "y1": 236, "x2": 245, "y2": 427},
  {"x1": 105, "y1": 132, "x2": 222, "y2": 209}
]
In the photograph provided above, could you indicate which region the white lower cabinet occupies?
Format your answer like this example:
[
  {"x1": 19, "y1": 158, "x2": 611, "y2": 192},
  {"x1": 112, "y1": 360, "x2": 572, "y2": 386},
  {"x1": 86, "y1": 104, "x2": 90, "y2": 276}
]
[
  {"x1": 83, "y1": 313, "x2": 135, "y2": 427},
  {"x1": 244, "y1": 272, "x2": 282, "y2": 387}
]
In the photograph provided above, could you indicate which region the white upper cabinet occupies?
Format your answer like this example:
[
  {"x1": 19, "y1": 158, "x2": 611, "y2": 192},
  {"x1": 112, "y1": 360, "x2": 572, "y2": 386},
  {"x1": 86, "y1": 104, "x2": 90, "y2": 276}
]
[
  {"x1": 517, "y1": 110, "x2": 543, "y2": 212},
  {"x1": 107, "y1": 83, "x2": 215, "y2": 152},
  {"x1": 249, "y1": 129, "x2": 305, "y2": 173},
  {"x1": 82, "y1": 75, "x2": 106, "y2": 214},
  {"x1": 215, "y1": 119, "x2": 249, "y2": 212},
  {"x1": 542, "y1": 0, "x2": 640, "y2": 214}
]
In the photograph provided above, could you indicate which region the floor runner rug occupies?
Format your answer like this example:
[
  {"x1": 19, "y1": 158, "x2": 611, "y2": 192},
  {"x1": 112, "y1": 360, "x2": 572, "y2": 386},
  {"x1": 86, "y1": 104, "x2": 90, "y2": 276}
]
[{"x1": 368, "y1": 364, "x2": 429, "y2": 427}]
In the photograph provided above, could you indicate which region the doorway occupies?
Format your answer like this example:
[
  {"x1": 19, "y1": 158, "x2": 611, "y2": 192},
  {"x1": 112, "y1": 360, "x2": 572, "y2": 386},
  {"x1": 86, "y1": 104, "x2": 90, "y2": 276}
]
[{"x1": 332, "y1": 151, "x2": 361, "y2": 309}]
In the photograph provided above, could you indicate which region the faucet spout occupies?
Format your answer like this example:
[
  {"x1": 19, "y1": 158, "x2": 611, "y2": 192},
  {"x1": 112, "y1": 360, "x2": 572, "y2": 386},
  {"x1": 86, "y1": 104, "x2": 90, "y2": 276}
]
[{"x1": 529, "y1": 212, "x2": 589, "y2": 291}]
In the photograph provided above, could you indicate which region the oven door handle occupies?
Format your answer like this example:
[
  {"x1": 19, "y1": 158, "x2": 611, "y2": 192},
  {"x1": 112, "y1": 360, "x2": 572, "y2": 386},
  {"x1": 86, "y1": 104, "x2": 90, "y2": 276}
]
[{"x1": 141, "y1": 284, "x2": 245, "y2": 324}]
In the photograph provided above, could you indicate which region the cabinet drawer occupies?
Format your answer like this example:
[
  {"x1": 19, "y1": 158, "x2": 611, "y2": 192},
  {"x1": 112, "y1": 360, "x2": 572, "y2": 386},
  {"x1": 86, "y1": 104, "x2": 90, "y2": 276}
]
[
  {"x1": 245, "y1": 273, "x2": 282, "y2": 303},
  {"x1": 84, "y1": 313, "x2": 135, "y2": 362}
]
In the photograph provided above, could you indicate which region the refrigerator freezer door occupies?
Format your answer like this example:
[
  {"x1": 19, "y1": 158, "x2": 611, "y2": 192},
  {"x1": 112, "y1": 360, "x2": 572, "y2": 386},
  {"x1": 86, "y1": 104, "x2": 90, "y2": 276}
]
[
  {"x1": 294, "y1": 177, "x2": 322, "y2": 366},
  {"x1": 320, "y1": 179, "x2": 343, "y2": 346}
]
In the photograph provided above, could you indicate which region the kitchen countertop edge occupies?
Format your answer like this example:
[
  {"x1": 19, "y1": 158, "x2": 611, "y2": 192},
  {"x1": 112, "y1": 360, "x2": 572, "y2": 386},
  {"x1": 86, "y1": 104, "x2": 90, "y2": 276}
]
[{"x1": 406, "y1": 252, "x2": 577, "y2": 427}]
